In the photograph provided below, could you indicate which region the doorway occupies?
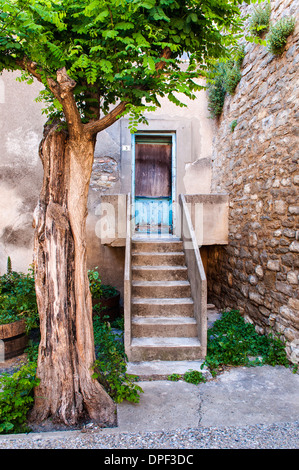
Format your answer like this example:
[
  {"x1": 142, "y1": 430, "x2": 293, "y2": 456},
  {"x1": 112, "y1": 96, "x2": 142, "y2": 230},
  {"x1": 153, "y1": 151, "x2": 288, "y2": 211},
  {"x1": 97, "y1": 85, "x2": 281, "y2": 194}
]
[{"x1": 132, "y1": 133, "x2": 176, "y2": 235}]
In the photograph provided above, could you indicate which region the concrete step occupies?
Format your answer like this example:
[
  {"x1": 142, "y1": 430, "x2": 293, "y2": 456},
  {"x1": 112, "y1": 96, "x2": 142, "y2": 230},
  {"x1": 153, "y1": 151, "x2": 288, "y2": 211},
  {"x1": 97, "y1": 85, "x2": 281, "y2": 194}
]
[
  {"x1": 132, "y1": 297, "x2": 194, "y2": 317},
  {"x1": 132, "y1": 240, "x2": 183, "y2": 253},
  {"x1": 132, "y1": 316, "x2": 197, "y2": 338},
  {"x1": 132, "y1": 280, "x2": 191, "y2": 298},
  {"x1": 132, "y1": 265, "x2": 188, "y2": 281},
  {"x1": 130, "y1": 337, "x2": 204, "y2": 361},
  {"x1": 132, "y1": 252, "x2": 185, "y2": 266},
  {"x1": 126, "y1": 360, "x2": 210, "y2": 381}
]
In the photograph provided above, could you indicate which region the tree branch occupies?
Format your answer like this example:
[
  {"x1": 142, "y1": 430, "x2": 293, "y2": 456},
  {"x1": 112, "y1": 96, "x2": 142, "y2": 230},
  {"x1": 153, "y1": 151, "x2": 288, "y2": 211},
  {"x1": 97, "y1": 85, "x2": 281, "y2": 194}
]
[
  {"x1": 155, "y1": 46, "x2": 172, "y2": 72},
  {"x1": 16, "y1": 60, "x2": 83, "y2": 138},
  {"x1": 16, "y1": 58, "x2": 43, "y2": 82},
  {"x1": 83, "y1": 101, "x2": 128, "y2": 137},
  {"x1": 54, "y1": 67, "x2": 83, "y2": 138}
]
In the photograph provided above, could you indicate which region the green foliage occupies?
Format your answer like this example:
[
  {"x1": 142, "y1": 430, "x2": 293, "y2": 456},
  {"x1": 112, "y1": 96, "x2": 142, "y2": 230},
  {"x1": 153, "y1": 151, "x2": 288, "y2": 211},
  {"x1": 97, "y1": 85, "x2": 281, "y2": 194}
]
[
  {"x1": 249, "y1": 2, "x2": 271, "y2": 37},
  {"x1": 207, "y1": 45, "x2": 245, "y2": 118},
  {"x1": 0, "y1": 0, "x2": 257, "y2": 126},
  {"x1": 6, "y1": 257, "x2": 12, "y2": 274},
  {"x1": 92, "y1": 317, "x2": 143, "y2": 404},
  {"x1": 0, "y1": 362, "x2": 39, "y2": 434},
  {"x1": 101, "y1": 284, "x2": 119, "y2": 299},
  {"x1": 266, "y1": 17, "x2": 296, "y2": 55},
  {"x1": 167, "y1": 373, "x2": 181, "y2": 382},
  {"x1": 183, "y1": 369, "x2": 206, "y2": 385},
  {"x1": 202, "y1": 310, "x2": 290, "y2": 376},
  {"x1": 88, "y1": 267, "x2": 103, "y2": 299},
  {"x1": 0, "y1": 267, "x2": 39, "y2": 332},
  {"x1": 230, "y1": 119, "x2": 238, "y2": 132},
  {"x1": 167, "y1": 370, "x2": 206, "y2": 384}
]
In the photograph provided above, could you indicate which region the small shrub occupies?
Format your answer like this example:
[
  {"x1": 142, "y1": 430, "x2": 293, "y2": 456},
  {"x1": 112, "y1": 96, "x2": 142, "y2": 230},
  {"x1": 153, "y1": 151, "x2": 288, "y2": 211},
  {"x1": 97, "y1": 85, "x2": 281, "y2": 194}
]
[
  {"x1": 249, "y1": 3, "x2": 271, "y2": 37},
  {"x1": 207, "y1": 64, "x2": 226, "y2": 118},
  {"x1": 0, "y1": 267, "x2": 39, "y2": 332},
  {"x1": 207, "y1": 46, "x2": 245, "y2": 118},
  {"x1": 267, "y1": 17, "x2": 296, "y2": 55},
  {"x1": 0, "y1": 362, "x2": 39, "y2": 434}
]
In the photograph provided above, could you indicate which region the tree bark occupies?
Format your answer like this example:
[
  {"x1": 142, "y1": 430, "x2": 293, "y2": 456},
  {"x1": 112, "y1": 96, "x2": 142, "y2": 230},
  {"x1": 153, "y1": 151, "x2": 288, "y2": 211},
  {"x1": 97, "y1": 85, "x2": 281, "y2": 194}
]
[{"x1": 30, "y1": 122, "x2": 116, "y2": 427}]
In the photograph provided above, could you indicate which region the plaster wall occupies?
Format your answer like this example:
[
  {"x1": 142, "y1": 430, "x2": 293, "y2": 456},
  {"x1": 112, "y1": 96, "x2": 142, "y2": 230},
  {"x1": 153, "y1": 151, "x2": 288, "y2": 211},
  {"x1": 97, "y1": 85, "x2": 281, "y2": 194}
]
[{"x1": 0, "y1": 69, "x2": 214, "y2": 299}]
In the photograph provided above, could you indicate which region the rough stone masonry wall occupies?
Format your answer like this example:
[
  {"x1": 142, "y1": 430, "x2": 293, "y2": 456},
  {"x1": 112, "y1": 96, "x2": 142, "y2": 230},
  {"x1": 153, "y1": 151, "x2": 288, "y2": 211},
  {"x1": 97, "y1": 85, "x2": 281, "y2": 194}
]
[{"x1": 209, "y1": 0, "x2": 299, "y2": 361}]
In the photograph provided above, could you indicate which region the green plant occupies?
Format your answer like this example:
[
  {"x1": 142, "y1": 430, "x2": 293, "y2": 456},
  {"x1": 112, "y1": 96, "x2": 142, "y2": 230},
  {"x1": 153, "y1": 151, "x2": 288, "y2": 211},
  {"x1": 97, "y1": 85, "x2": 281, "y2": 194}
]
[
  {"x1": 0, "y1": 267, "x2": 39, "y2": 332},
  {"x1": 183, "y1": 369, "x2": 206, "y2": 385},
  {"x1": 168, "y1": 373, "x2": 182, "y2": 382},
  {"x1": 92, "y1": 317, "x2": 143, "y2": 404},
  {"x1": 267, "y1": 17, "x2": 296, "y2": 55},
  {"x1": 0, "y1": 362, "x2": 39, "y2": 434},
  {"x1": 88, "y1": 268, "x2": 103, "y2": 299},
  {"x1": 230, "y1": 119, "x2": 238, "y2": 132},
  {"x1": 101, "y1": 284, "x2": 119, "y2": 299},
  {"x1": 207, "y1": 64, "x2": 227, "y2": 118},
  {"x1": 6, "y1": 257, "x2": 12, "y2": 274},
  {"x1": 201, "y1": 310, "x2": 289, "y2": 376},
  {"x1": 207, "y1": 45, "x2": 245, "y2": 118},
  {"x1": 249, "y1": 3, "x2": 271, "y2": 37}
]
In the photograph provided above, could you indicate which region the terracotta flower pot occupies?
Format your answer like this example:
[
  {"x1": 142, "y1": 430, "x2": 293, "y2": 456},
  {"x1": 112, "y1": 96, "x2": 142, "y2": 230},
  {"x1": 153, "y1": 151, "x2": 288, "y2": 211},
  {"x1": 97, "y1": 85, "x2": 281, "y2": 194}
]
[
  {"x1": 0, "y1": 319, "x2": 28, "y2": 360},
  {"x1": 92, "y1": 291, "x2": 120, "y2": 322}
]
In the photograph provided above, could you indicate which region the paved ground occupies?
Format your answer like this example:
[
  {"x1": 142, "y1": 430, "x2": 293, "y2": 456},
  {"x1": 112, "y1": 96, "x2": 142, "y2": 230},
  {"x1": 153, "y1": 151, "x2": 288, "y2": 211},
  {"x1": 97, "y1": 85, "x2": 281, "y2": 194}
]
[{"x1": 0, "y1": 364, "x2": 298, "y2": 449}]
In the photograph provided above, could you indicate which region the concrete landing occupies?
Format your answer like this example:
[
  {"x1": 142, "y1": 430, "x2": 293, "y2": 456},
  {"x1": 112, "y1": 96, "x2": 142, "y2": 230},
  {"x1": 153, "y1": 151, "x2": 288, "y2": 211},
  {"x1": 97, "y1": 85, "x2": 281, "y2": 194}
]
[{"x1": 116, "y1": 365, "x2": 299, "y2": 433}]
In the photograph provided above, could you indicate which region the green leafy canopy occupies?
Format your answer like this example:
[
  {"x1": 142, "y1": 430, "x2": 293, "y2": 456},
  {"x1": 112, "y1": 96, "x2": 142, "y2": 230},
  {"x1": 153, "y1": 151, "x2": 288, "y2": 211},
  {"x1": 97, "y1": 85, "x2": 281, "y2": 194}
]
[{"x1": 0, "y1": 0, "x2": 260, "y2": 128}]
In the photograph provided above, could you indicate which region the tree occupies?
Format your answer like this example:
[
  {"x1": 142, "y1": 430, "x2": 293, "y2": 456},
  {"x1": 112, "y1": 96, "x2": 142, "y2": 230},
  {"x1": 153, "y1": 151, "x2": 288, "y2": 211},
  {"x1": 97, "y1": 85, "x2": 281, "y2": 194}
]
[{"x1": 0, "y1": 0, "x2": 256, "y2": 427}]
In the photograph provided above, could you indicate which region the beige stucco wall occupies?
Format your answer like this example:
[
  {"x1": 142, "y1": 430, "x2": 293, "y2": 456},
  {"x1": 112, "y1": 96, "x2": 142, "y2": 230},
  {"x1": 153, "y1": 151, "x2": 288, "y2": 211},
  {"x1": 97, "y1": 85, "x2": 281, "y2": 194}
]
[
  {"x1": 0, "y1": 69, "x2": 215, "y2": 298},
  {"x1": 0, "y1": 71, "x2": 44, "y2": 274}
]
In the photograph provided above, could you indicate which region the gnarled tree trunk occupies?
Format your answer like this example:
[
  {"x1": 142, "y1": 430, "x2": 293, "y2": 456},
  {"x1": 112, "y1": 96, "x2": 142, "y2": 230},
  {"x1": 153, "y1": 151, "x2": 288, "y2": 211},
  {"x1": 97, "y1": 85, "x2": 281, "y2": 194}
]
[{"x1": 30, "y1": 122, "x2": 116, "y2": 427}]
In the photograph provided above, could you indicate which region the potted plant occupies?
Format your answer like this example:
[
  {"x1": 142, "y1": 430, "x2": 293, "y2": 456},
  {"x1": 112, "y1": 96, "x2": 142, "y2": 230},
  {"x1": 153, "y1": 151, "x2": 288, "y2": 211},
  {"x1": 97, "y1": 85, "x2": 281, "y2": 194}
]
[
  {"x1": 88, "y1": 268, "x2": 120, "y2": 322},
  {"x1": 0, "y1": 263, "x2": 39, "y2": 360}
]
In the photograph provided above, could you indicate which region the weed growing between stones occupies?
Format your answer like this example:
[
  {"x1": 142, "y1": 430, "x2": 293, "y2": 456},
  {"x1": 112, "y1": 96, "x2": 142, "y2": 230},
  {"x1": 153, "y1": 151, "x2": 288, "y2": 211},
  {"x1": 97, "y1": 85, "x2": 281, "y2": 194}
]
[
  {"x1": 206, "y1": 46, "x2": 245, "y2": 118},
  {"x1": 168, "y1": 370, "x2": 207, "y2": 384},
  {"x1": 267, "y1": 16, "x2": 296, "y2": 55},
  {"x1": 249, "y1": 2, "x2": 271, "y2": 37}
]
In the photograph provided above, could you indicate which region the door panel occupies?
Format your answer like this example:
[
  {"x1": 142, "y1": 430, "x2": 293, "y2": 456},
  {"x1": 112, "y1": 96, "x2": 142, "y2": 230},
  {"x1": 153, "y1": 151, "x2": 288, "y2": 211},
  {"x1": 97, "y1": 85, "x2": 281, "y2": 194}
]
[
  {"x1": 135, "y1": 143, "x2": 172, "y2": 198},
  {"x1": 134, "y1": 137, "x2": 173, "y2": 234}
]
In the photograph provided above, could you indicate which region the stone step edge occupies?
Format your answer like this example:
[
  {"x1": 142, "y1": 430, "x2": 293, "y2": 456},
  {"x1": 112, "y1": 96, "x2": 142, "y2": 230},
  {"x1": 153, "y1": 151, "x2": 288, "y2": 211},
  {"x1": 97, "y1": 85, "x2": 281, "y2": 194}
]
[
  {"x1": 132, "y1": 251, "x2": 185, "y2": 256},
  {"x1": 132, "y1": 297, "x2": 194, "y2": 304},
  {"x1": 132, "y1": 280, "x2": 190, "y2": 287},
  {"x1": 126, "y1": 360, "x2": 211, "y2": 381},
  {"x1": 132, "y1": 265, "x2": 188, "y2": 270},
  {"x1": 132, "y1": 316, "x2": 196, "y2": 324},
  {"x1": 131, "y1": 337, "x2": 201, "y2": 347}
]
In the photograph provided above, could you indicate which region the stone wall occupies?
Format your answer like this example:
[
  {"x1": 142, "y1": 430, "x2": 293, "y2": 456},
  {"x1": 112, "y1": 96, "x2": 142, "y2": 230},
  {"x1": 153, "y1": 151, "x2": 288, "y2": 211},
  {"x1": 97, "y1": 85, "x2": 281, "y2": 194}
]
[{"x1": 209, "y1": 0, "x2": 299, "y2": 361}]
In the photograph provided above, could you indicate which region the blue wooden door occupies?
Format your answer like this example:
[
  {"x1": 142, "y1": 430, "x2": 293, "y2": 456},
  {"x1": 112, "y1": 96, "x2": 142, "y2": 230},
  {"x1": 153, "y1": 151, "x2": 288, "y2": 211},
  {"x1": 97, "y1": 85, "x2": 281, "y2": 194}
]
[{"x1": 134, "y1": 135, "x2": 173, "y2": 234}]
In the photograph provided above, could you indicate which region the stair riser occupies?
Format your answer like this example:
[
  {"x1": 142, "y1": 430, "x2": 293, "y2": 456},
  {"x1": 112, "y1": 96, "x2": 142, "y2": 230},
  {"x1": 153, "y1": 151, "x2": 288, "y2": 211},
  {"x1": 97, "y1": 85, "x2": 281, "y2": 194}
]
[
  {"x1": 132, "y1": 303, "x2": 194, "y2": 317},
  {"x1": 132, "y1": 323, "x2": 198, "y2": 338},
  {"x1": 132, "y1": 254, "x2": 185, "y2": 266},
  {"x1": 132, "y1": 242, "x2": 183, "y2": 253},
  {"x1": 132, "y1": 268, "x2": 188, "y2": 282},
  {"x1": 132, "y1": 285, "x2": 191, "y2": 298},
  {"x1": 129, "y1": 346, "x2": 205, "y2": 362}
]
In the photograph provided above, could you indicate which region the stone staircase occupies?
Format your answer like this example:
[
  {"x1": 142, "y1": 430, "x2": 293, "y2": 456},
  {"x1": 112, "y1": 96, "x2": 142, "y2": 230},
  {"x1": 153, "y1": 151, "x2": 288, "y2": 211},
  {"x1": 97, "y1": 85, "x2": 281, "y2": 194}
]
[{"x1": 128, "y1": 237, "x2": 204, "y2": 362}]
